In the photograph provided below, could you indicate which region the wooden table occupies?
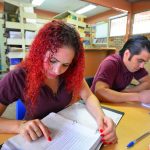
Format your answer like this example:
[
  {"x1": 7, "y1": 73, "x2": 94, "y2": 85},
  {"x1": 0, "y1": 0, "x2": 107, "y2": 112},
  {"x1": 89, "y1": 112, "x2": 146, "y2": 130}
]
[
  {"x1": 0, "y1": 102, "x2": 149, "y2": 150},
  {"x1": 101, "y1": 102, "x2": 150, "y2": 150}
]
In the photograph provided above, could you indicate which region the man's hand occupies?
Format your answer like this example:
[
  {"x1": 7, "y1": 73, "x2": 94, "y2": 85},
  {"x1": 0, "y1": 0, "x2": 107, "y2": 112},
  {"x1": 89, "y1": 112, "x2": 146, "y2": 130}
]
[{"x1": 139, "y1": 90, "x2": 150, "y2": 104}]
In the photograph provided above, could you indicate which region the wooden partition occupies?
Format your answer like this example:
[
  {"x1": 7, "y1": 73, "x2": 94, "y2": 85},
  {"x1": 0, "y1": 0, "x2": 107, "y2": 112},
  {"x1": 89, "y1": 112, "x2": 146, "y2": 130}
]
[{"x1": 84, "y1": 48, "x2": 116, "y2": 77}]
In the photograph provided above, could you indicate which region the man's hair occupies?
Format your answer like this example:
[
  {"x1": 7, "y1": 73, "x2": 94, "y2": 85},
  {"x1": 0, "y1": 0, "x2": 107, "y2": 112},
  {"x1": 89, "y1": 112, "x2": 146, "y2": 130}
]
[{"x1": 119, "y1": 35, "x2": 150, "y2": 60}]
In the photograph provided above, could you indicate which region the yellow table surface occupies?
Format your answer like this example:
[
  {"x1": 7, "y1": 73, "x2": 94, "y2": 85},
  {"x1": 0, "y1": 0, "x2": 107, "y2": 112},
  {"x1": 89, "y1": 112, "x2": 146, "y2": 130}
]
[
  {"x1": 101, "y1": 102, "x2": 150, "y2": 150},
  {"x1": 0, "y1": 102, "x2": 149, "y2": 150}
]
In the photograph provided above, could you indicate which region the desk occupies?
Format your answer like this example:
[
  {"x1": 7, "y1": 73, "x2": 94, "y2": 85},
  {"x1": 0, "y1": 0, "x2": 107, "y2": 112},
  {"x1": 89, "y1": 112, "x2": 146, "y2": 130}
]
[
  {"x1": 0, "y1": 102, "x2": 149, "y2": 150},
  {"x1": 101, "y1": 102, "x2": 150, "y2": 150}
]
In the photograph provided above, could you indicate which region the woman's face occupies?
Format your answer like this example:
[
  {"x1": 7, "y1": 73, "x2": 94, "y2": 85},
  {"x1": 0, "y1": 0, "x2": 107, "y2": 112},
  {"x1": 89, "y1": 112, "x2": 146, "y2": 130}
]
[{"x1": 43, "y1": 46, "x2": 75, "y2": 79}]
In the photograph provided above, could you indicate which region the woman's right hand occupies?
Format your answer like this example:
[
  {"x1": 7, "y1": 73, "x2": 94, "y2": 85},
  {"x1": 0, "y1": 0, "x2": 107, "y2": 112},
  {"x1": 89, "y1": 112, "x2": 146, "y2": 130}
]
[{"x1": 19, "y1": 119, "x2": 51, "y2": 142}]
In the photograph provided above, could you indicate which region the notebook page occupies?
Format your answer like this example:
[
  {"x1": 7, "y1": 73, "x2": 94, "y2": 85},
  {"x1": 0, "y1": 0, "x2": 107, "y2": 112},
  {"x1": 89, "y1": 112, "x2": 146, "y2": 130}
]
[
  {"x1": 59, "y1": 103, "x2": 98, "y2": 130},
  {"x1": 2, "y1": 113, "x2": 100, "y2": 150},
  {"x1": 59, "y1": 103, "x2": 123, "y2": 129},
  {"x1": 43, "y1": 113, "x2": 100, "y2": 150}
]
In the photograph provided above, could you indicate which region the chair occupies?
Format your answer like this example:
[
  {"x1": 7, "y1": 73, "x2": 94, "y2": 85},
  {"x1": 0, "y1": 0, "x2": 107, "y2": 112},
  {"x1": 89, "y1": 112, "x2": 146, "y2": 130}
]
[
  {"x1": 85, "y1": 77, "x2": 94, "y2": 88},
  {"x1": 16, "y1": 99, "x2": 26, "y2": 120}
]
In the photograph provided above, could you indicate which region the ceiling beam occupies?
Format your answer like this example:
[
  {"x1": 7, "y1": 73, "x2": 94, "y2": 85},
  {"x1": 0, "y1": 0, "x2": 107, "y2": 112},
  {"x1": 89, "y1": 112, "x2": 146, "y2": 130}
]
[{"x1": 82, "y1": 0, "x2": 131, "y2": 12}]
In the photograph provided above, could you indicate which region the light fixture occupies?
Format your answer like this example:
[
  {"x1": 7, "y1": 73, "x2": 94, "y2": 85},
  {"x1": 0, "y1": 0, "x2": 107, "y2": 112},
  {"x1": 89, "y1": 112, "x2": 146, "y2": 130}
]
[
  {"x1": 109, "y1": 13, "x2": 128, "y2": 20},
  {"x1": 32, "y1": 0, "x2": 45, "y2": 6},
  {"x1": 76, "y1": 4, "x2": 96, "y2": 14}
]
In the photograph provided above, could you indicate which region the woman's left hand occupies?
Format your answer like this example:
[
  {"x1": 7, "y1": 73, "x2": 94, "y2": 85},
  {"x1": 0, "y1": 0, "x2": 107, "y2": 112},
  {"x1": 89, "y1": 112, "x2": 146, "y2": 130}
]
[{"x1": 98, "y1": 116, "x2": 117, "y2": 145}]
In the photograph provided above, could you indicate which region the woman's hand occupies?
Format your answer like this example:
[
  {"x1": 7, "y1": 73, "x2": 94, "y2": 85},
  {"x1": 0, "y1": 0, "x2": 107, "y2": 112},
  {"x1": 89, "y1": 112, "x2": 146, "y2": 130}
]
[
  {"x1": 98, "y1": 116, "x2": 117, "y2": 145},
  {"x1": 19, "y1": 119, "x2": 51, "y2": 142}
]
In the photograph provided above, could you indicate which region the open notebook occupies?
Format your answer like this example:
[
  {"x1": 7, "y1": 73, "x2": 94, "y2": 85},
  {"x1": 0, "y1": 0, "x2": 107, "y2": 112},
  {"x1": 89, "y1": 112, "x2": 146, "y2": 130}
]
[{"x1": 2, "y1": 103, "x2": 124, "y2": 150}]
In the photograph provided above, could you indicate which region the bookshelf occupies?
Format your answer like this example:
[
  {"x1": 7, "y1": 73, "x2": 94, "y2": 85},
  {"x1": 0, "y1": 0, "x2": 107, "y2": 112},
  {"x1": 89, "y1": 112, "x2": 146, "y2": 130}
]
[
  {"x1": 0, "y1": 16, "x2": 7, "y2": 72},
  {"x1": 4, "y1": 0, "x2": 37, "y2": 70},
  {"x1": 83, "y1": 24, "x2": 91, "y2": 48},
  {"x1": 53, "y1": 10, "x2": 87, "y2": 38}
]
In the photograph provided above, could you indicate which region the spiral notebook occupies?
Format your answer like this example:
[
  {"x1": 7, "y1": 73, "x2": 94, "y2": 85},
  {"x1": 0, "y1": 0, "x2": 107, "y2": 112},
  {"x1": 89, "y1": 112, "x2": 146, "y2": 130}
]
[{"x1": 2, "y1": 103, "x2": 124, "y2": 150}]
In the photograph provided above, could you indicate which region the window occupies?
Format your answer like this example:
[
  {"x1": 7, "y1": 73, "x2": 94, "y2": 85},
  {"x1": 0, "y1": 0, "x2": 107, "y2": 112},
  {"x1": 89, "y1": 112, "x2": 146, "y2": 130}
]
[
  {"x1": 132, "y1": 11, "x2": 150, "y2": 34},
  {"x1": 93, "y1": 22, "x2": 108, "y2": 45},
  {"x1": 110, "y1": 15, "x2": 127, "y2": 36},
  {"x1": 95, "y1": 22, "x2": 108, "y2": 38}
]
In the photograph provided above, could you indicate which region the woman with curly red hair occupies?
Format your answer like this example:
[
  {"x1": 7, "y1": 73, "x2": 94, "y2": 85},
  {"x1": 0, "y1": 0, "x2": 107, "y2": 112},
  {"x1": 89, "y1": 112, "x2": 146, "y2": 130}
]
[{"x1": 0, "y1": 20, "x2": 117, "y2": 144}]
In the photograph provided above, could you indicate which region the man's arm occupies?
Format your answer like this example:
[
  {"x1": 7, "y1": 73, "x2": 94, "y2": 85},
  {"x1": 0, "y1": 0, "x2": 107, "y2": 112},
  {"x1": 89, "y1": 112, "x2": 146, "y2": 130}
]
[
  {"x1": 95, "y1": 81, "x2": 140, "y2": 103},
  {"x1": 122, "y1": 75, "x2": 150, "y2": 93}
]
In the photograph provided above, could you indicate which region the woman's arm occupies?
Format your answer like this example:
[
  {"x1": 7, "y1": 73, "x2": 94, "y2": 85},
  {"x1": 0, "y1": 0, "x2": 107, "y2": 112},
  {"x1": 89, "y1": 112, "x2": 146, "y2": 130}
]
[
  {"x1": 0, "y1": 103, "x2": 51, "y2": 142},
  {"x1": 79, "y1": 79, "x2": 105, "y2": 124},
  {"x1": 79, "y1": 79, "x2": 117, "y2": 144}
]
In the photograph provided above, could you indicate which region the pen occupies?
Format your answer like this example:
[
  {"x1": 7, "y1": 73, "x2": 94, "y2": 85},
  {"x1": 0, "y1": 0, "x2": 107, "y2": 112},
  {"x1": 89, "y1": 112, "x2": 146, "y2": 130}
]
[{"x1": 126, "y1": 131, "x2": 150, "y2": 148}]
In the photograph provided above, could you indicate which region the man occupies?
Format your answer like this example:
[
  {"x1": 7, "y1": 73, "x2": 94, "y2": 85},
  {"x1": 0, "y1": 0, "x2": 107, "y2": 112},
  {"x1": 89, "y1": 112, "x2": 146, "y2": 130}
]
[{"x1": 91, "y1": 35, "x2": 150, "y2": 103}]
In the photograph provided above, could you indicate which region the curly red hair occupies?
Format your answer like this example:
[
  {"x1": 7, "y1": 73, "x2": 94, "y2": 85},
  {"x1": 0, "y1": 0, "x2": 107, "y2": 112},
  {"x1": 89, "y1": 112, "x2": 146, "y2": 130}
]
[{"x1": 20, "y1": 20, "x2": 85, "y2": 106}]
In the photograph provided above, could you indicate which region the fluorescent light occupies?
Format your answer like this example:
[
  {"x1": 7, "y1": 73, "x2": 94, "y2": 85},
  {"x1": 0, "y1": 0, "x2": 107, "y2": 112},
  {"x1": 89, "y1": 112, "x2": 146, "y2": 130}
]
[
  {"x1": 76, "y1": 4, "x2": 96, "y2": 14},
  {"x1": 32, "y1": 0, "x2": 45, "y2": 6},
  {"x1": 109, "y1": 13, "x2": 127, "y2": 20}
]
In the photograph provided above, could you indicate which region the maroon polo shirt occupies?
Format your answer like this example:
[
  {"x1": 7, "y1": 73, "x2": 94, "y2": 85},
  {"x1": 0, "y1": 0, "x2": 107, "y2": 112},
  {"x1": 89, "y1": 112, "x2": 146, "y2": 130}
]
[
  {"x1": 0, "y1": 68, "x2": 72, "y2": 120},
  {"x1": 91, "y1": 54, "x2": 148, "y2": 92}
]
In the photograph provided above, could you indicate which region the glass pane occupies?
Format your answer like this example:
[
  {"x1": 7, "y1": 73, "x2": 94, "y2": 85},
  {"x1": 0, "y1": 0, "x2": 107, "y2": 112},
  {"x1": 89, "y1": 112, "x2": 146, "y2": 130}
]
[
  {"x1": 132, "y1": 11, "x2": 150, "y2": 34},
  {"x1": 110, "y1": 16, "x2": 127, "y2": 36}
]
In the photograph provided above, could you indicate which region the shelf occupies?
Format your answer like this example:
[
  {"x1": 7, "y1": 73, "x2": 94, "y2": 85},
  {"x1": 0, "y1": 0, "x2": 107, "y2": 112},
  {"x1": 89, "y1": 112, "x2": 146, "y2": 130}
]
[
  {"x1": 22, "y1": 12, "x2": 36, "y2": 19},
  {"x1": 53, "y1": 10, "x2": 86, "y2": 20},
  {"x1": 79, "y1": 32, "x2": 85, "y2": 37},
  {"x1": 0, "y1": 19, "x2": 4, "y2": 24},
  {"x1": 5, "y1": 21, "x2": 22, "y2": 29},
  {"x1": 6, "y1": 51, "x2": 25, "y2": 58},
  {"x1": 7, "y1": 38, "x2": 23, "y2": 45},
  {"x1": 36, "y1": 18, "x2": 50, "y2": 24},
  {"x1": 66, "y1": 18, "x2": 86, "y2": 28},
  {"x1": 23, "y1": 23, "x2": 37, "y2": 31},
  {"x1": 36, "y1": 24, "x2": 43, "y2": 30},
  {"x1": 25, "y1": 39, "x2": 34, "y2": 45}
]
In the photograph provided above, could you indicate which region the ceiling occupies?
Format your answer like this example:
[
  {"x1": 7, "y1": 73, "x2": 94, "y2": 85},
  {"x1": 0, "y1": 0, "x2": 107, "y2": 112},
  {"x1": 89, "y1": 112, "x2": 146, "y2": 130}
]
[{"x1": 4, "y1": 0, "x2": 110, "y2": 17}]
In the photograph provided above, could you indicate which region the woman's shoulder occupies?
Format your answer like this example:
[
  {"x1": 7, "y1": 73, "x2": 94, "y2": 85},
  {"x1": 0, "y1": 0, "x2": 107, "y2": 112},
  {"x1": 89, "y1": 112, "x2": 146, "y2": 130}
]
[
  {"x1": 9, "y1": 67, "x2": 26, "y2": 76},
  {"x1": 1, "y1": 67, "x2": 26, "y2": 82}
]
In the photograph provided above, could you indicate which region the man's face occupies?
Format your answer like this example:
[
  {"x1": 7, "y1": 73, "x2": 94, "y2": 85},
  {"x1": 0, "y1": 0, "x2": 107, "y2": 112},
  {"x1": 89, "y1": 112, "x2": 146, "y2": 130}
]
[{"x1": 124, "y1": 49, "x2": 150, "y2": 72}]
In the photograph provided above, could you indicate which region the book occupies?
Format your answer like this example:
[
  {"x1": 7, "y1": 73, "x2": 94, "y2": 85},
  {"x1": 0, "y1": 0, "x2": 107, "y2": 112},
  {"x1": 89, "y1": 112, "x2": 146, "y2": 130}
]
[{"x1": 2, "y1": 103, "x2": 124, "y2": 150}]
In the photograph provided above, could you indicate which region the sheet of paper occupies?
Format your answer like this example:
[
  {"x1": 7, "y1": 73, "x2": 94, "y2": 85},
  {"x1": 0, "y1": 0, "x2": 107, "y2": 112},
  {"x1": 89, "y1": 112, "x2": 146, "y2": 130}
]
[
  {"x1": 59, "y1": 103, "x2": 124, "y2": 128},
  {"x1": 141, "y1": 103, "x2": 150, "y2": 108},
  {"x1": 102, "y1": 107, "x2": 124, "y2": 125}
]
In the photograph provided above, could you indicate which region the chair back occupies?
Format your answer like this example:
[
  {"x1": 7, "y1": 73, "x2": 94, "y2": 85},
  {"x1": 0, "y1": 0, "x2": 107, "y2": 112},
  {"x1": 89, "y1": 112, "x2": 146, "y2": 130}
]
[
  {"x1": 85, "y1": 77, "x2": 94, "y2": 88},
  {"x1": 16, "y1": 99, "x2": 26, "y2": 120}
]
